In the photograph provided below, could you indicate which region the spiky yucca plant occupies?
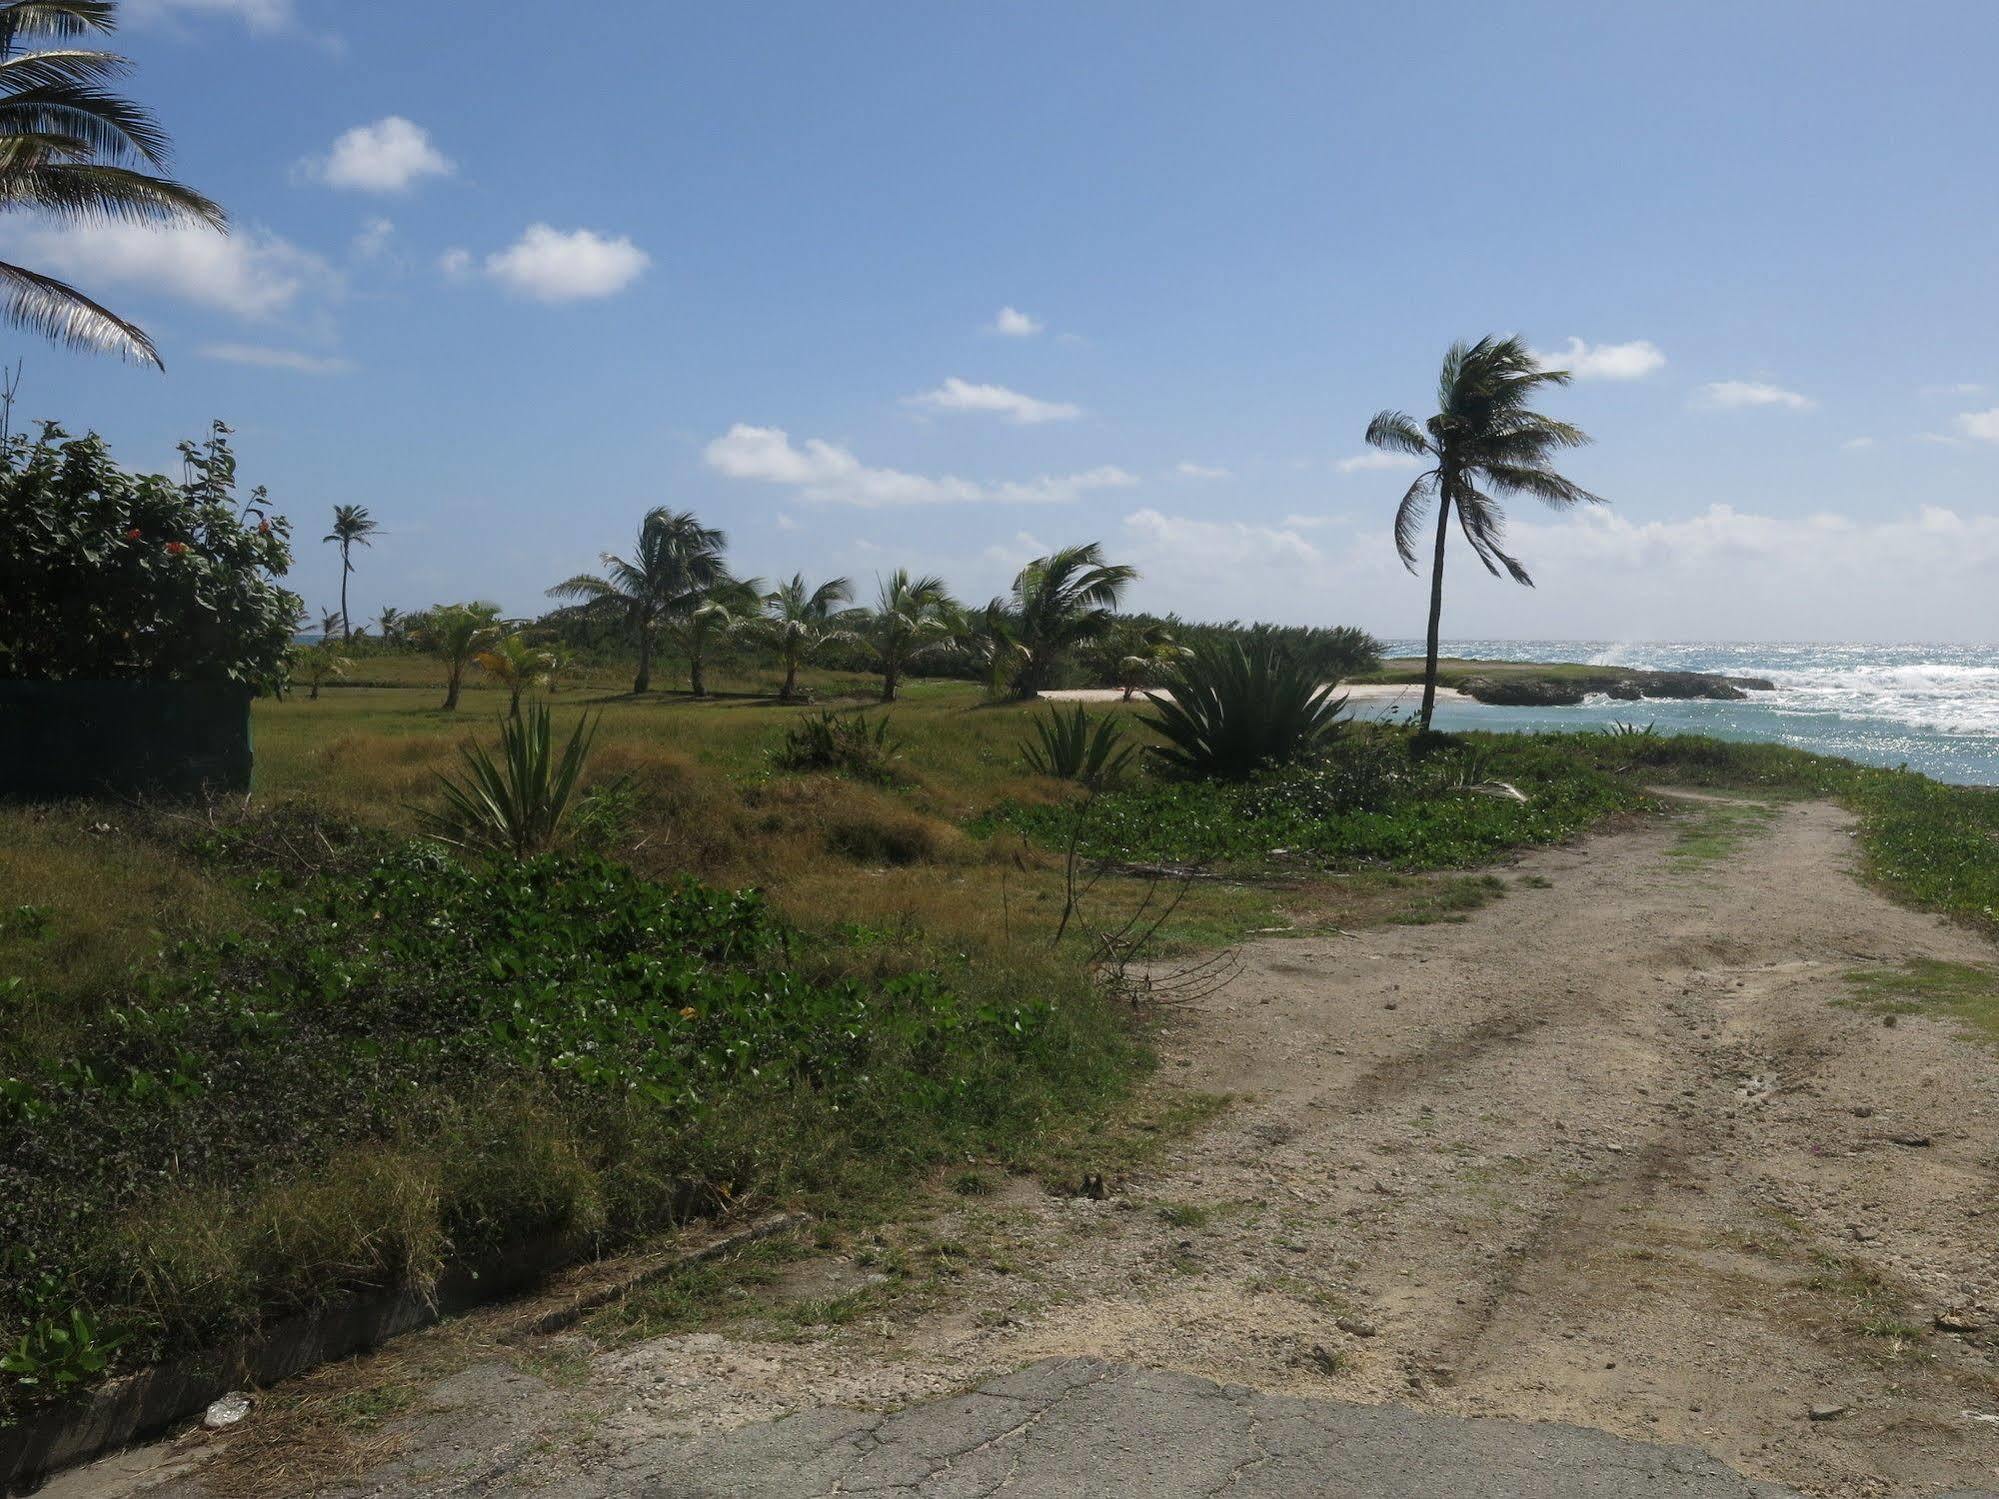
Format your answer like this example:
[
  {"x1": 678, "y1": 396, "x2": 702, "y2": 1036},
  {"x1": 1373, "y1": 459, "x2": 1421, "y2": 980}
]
[
  {"x1": 420, "y1": 705, "x2": 601, "y2": 858},
  {"x1": 1144, "y1": 638, "x2": 1347, "y2": 780},
  {"x1": 1019, "y1": 703, "x2": 1136, "y2": 789}
]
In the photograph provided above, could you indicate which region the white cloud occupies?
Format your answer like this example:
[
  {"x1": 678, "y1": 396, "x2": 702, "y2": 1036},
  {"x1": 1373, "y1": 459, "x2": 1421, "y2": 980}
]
[
  {"x1": 703, "y1": 423, "x2": 1136, "y2": 508},
  {"x1": 352, "y1": 217, "x2": 394, "y2": 259},
  {"x1": 1840, "y1": 436, "x2": 1876, "y2": 451},
  {"x1": 1123, "y1": 509, "x2": 1323, "y2": 574},
  {"x1": 1280, "y1": 512, "x2": 1349, "y2": 529},
  {"x1": 1696, "y1": 380, "x2": 1815, "y2": 411},
  {"x1": 1174, "y1": 461, "x2": 1231, "y2": 480},
  {"x1": 128, "y1": 0, "x2": 294, "y2": 30},
  {"x1": 484, "y1": 225, "x2": 649, "y2": 303},
  {"x1": 906, "y1": 377, "x2": 1080, "y2": 425},
  {"x1": 1336, "y1": 450, "x2": 1424, "y2": 474},
  {"x1": 990, "y1": 306, "x2": 1042, "y2": 337},
  {"x1": 1922, "y1": 382, "x2": 1985, "y2": 397},
  {"x1": 437, "y1": 247, "x2": 472, "y2": 277},
  {"x1": 0, "y1": 219, "x2": 332, "y2": 319},
  {"x1": 1531, "y1": 336, "x2": 1666, "y2": 381},
  {"x1": 1013, "y1": 497, "x2": 1999, "y2": 640},
  {"x1": 1955, "y1": 408, "x2": 1999, "y2": 443},
  {"x1": 199, "y1": 343, "x2": 354, "y2": 375},
  {"x1": 305, "y1": 118, "x2": 453, "y2": 194}
]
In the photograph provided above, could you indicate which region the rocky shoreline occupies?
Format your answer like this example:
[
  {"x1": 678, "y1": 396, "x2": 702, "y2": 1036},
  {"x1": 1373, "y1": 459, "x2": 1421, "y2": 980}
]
[{"x1": 1459, "y1": 668, "x2": 1777, "y2": 707}]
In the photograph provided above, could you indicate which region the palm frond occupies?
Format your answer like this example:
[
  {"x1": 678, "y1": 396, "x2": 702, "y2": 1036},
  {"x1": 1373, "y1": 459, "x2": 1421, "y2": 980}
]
[
  {"x1": 1364, "y1": 409, "x2": 1433, "y2": 458},
  {"x1": 0, "y1": 256, "x2": 155, "y2": 364},
  {"x1": 1391, "y1": 471, "x2": 1436, "y2": 572},
  {"x1": 0, "y1": 160, "x2": 223, "y2": 225}
]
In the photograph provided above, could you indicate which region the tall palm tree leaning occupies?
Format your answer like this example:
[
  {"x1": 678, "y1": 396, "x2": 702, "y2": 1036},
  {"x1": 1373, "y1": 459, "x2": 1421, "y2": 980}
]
[
  {"x1": 1364, "y1": 335, "x2": 1603, "y2": 731},
  {"x1": 323, "y1": 503, "x2": 377, "y2": 642},
  {"x1": 1008, "y1": 542, "x2": 1137, "y2": 698},
  {"x1": 0, "y1": 0, "x2": 226, "y2": 366},
  {"x1": 547, "y1": 507, "x2": 725, "y2": 695},
  {"x1": 862, "y1": 570, "x2": 956, "y2": 703},
  {"x1": 761, "y1": 573, "x2": 852, "y2": 703}
]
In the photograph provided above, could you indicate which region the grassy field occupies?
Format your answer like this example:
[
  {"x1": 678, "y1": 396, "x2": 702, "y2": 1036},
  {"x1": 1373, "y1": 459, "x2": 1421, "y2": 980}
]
[{"x1": 3, "y1": 655, "x2": 1995, "y2": 1414}]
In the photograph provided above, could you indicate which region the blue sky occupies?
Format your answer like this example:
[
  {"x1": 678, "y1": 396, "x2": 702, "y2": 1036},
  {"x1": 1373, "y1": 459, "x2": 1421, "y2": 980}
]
[{"x1": 10, "y1": 0, "x2": 1999, "y2": 641}]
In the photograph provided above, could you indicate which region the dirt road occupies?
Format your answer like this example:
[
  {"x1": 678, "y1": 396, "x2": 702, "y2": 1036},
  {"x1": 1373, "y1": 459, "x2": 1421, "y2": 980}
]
[{"x1": 69, "y1": 796, "x2": 1999, "y2": 1497}]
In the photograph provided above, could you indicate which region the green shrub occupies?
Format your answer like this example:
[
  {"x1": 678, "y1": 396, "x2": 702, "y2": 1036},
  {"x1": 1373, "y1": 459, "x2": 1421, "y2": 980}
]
[
  {"x1": 1145, "y1": 638, "x2": 1348, "y2": 779},
  {"x1": 1019, "y1": 704, "x2": 1136, "y2": 788},
  {"x1": 773, "y1": 710, "x2": 904, "y2": 784},
  {"x1": 0, "y1": 422, "x2": 300, "y2": 694}
]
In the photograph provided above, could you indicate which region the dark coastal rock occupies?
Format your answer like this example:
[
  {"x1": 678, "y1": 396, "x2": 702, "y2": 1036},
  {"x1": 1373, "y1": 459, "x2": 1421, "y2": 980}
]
[
  {"x1": 1457, "y1": 667, "x2": 1763, "y2": 706},
  {"x1": 1623, "y1": 670, "x2": 1749, "y2": 702},
  {"x1": 1459, "y1": 676, "x2": 1589, "y2": 706}
]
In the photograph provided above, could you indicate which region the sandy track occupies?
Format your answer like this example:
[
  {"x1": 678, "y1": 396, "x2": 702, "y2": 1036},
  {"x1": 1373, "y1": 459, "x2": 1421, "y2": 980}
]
[{"x1": 86, "y1": 797, "x2": 1999, "y2": 1498}]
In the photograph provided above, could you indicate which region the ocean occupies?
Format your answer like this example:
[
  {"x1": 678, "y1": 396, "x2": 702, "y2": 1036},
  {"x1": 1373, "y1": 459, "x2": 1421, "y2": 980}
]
[{"x1": 1379, "y1": 641, "x2": 1999, "y2": 787}]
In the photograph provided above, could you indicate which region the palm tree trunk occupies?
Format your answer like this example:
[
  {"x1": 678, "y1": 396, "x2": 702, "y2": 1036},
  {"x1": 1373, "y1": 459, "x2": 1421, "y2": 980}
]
[
  {"x1": 1419, "y1": 483, "x2": 1453, "y2": 732},
  {"x1": 633, "y1": 624, "x2": 652, "y2": 695},
  {"x1": 690, "y1": 652, "x2": 706, "y2": 697},
  {"x1": 780, "y1": 648, "x2": 798, "y2": 703},
  {"x1": 444, "y1": 662, "x2": 461, "y2": 711},
  {"x1": 309, "y1": 679, "x2": 320, "y2": 702},
  {"x1": 881, "y1": 661, "x2": 899, "y2": 702},
  {"x1": 339, "y1": 547, "x2": 352, "y2": 643}
]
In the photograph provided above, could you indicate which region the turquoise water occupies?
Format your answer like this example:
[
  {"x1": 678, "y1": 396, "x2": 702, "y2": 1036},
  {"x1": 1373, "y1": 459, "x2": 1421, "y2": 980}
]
[{"x1": 1378, "y1": 641, "x2": 1999, "y2": 787}]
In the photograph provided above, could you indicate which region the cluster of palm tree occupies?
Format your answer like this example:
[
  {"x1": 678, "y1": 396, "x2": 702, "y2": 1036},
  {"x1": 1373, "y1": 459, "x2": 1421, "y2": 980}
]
[{"x1": 540, "y1": 507, "x2": 1143, "y2": 706}]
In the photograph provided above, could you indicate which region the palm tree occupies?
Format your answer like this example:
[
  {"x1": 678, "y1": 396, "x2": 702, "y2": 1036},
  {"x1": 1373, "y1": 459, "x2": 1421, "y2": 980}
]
[
  {"x1": 475, "y1": 631, "x2": 553, "y2": 718},
  {"x1": 1365, "y1": 335, "x2": 1603, "y2": 730},
  {"x1": 859, "y1": 570, "x2": 957, "y2": 703},
  {"x1": 960, "y1": 598, "x2": 1027, "y2": 701},
  {"x1": 375, "y1": 604, "x2": 404, "y2": 645},
  {"x1": 1115, "y1": 622, "x2": 1189, "y2": 701},
  {"x1": 548, "y1": 507, "x2": 725, "y2": 695},
  {"x1": 761, "y1": 573, "x2": 853, "y2": 703},
  {"x1": 661, "y1": 576, "x2": 761, "y2": 697},
  {"x1": 1008, "y1": 542, "x2": 1138, "y2": 698},
  {"x1": 290, "y1": 641, "x2": 348, "y2": 702},
  {"x1": 0, "y1": 0, "x2": 225, "y2": 367},
  {"x1": 316, "y1": 605, "x2": 342, "y2": 643},
  {"x1": 418, "y1": 600, "x2": 501, "y2": 711},
  {"x1": 322, "y1": 504, "x2": 377, "y2": 642}
]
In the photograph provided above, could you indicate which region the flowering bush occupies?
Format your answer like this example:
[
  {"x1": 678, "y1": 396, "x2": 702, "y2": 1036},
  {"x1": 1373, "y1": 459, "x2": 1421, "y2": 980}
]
[{"x1": 0, "y1": 421, "x2": 300, "y2": 694}]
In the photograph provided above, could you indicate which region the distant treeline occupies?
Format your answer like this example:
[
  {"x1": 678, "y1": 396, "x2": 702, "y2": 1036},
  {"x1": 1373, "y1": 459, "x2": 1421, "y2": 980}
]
[{"x1": 399, "y1": 605, "x2": 1382, "y2": 690}]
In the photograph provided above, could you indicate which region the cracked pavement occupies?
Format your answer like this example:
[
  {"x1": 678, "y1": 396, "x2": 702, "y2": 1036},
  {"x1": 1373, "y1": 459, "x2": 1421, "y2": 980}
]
[{"x1": 539, "y1": 1358, "x2": 1814, "y2": 1497}]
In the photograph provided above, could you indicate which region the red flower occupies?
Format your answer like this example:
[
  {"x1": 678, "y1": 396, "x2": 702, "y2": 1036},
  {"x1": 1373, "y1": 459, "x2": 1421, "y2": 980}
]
[
  {"x1": 125, "y1": 528, "x2": 141, "y2": 541},
  {"x1": 257, "y1": 519, "x2": 271, "y2": 536},
  {"x1": 165, "y1": 541, "x2": 188, "y2": 556}
]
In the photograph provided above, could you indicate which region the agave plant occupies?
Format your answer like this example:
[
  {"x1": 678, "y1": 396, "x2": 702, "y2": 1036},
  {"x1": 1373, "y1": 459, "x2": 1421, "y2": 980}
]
[
  {"x1": 1144, "y1": 638, "x2": 1347, "y2": 780},
  {"x1": 420, "y1": 705, "x2": 602, "y2": 858},
  {"x1": 1019, "y1": 704, "x2": 1136, "y2": 789}
]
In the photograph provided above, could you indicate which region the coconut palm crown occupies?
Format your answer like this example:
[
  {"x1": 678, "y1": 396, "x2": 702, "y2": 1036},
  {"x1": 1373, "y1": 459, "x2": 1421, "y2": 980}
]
[
  {"x1": 0, "y1": 0, "x2": 226, "y2": 367},
  {"x1": 762, "y1": 573, "x2": 853, "y2": 702},
  {"x1": 1007, "y1": 542, "x2": 1137, "y2": 698},
  {"x1": 547, "y1": 507, "x2": 726, "y2": 695},
  {"x1": 1364, "y1": 334, "x2": 1603, "y2": 729}
]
